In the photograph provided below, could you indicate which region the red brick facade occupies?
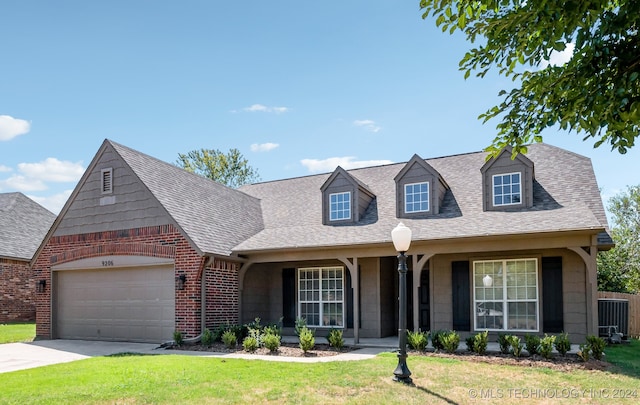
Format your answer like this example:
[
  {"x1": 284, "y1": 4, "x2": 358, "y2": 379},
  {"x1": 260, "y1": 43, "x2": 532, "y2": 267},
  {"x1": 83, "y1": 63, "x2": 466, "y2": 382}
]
[
  {"x1": 0, "y1": 258, "x2": 36, "y2": 323},
  {"x1": 205, "y1": 258, "x2": 240, "y2": 329},
  {"x1": 33, "y1": 224, "x2": 240, "y2": 340}
]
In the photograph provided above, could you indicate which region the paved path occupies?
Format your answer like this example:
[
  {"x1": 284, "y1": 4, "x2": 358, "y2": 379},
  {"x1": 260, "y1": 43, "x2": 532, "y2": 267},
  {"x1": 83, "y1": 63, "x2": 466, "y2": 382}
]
[{"x1": 0, "y1": 340, "x2": 389, "y2": 374}]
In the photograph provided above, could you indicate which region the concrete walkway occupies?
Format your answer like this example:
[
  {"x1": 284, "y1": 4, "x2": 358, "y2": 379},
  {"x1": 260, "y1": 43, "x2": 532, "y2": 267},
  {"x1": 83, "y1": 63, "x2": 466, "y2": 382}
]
[{"x1": 0, "y1": 339, "x2": 391, "y2": 374}]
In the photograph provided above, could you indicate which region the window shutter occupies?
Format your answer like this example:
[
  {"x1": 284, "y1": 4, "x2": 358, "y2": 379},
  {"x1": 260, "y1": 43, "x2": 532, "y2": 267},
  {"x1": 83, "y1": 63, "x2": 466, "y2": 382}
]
[
  {"x1": 542, "y1": 257, "x2": 564, "y2": 333},
  {"x1": 282, "y1": 268, "x2": 296, "y2": 327},
  {"x1": 452, "y1": 261, "x2": 471, "y2": 331}
]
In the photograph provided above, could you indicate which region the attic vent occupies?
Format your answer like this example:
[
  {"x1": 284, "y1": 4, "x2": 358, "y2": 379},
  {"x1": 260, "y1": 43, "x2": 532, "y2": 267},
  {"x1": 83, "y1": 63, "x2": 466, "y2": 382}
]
[{"x1": 101, "y1": 168, "x2": 113, "y2": 194}]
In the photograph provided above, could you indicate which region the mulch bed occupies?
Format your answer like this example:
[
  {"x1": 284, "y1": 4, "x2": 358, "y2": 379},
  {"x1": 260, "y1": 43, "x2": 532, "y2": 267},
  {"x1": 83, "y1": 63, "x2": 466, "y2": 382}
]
[{"x1": 170, "y1": 342, "x2": 353, "y2": 357}]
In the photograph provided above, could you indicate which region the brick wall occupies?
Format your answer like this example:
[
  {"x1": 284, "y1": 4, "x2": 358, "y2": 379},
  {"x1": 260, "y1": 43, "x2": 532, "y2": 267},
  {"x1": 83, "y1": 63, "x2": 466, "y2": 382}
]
[
  {"x1": 32, "y1": 224, "x2": 207, "y2": 339},
  {"x1": 0, "y1": 258, "x2": 36, "y2": 323},
  {"x1": 205, "y1": 258, "x2": 240, "y2": 330}
]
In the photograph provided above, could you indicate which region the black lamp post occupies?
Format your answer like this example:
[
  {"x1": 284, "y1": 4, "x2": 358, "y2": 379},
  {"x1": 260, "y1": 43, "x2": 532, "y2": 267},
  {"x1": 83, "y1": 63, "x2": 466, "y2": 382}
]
[{"x1": 391, "y1": 222, "x2": 412, "y2": 384}]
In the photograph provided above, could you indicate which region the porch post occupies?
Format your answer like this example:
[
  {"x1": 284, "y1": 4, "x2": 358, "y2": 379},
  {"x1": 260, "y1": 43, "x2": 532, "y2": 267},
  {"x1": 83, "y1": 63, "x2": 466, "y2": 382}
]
[
  {"x1": 338, "y1": 257, "x2": 359, "y2": 344},
  {"x1": 568, "y1": 236, "x2": 599, "y2": 336},
  {"x1": 412, "y1": 254, "x2": 433, "y2": 332}
]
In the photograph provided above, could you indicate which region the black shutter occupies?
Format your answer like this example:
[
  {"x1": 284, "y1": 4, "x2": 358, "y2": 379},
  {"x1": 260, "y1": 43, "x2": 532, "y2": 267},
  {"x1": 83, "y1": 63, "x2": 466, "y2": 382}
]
[
  {"x1": 346, "y1": 268, "x2": 354, "y2": 328},
  {"x1": 452, "y1": 261, "x2": 471, "y2": 331},
  {"x1": 282, "y1": 268, "x2": 296, "y2": 327},
  {"x1": 542, "y1": 257, "x2": 564, "y2": 333}
]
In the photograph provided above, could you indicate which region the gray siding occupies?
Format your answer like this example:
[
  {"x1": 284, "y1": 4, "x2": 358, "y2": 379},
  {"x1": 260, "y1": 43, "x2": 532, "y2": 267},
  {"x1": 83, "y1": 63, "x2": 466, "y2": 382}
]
[{"x1": 55, "y1": 145, "x2": 170, "y2": 236}]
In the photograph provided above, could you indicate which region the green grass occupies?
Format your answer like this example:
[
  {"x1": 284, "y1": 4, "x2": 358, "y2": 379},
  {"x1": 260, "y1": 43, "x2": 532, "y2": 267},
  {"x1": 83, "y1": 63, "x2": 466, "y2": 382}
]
[
  {"x1": 1, "y1": 350, "x2": 639, "y2": 404},
  {"x1": 0, "y1": 323, "x2": 35, "y2": 344},
  {"x1": 605, "y1": 338, "x2": 640, "y2": 377}
]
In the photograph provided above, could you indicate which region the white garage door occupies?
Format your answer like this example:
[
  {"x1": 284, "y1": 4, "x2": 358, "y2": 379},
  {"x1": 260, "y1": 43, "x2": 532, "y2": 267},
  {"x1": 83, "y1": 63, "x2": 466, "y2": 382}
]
[{"x1": 56, "y1": 266, "x2": 175, "y2": 343}]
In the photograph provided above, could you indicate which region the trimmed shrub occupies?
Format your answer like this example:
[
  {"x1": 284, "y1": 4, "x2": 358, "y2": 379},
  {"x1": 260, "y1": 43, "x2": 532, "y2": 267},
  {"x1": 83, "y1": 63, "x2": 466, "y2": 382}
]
[
  {"x1": 431, "y1": 330, "x2": 446, "y2": 351},
  {"x1": 586, "y1": 335, "x2": 606, "y2": 360},
  {"x1": 201, "y1": 328, "x2": 214, "y2": 347},
  {"x1": 295, "y1": 317, "x2": 307, "y2": 336},
  {"x1": 577, "y1": 343, "x2": 590, "y2": 362},
  {"x1": 539, "y1": 334, "x2": 556, "y2": 359},
  {"x1": 242, "y1": 336, "x2": 259, "y2": 352},
  {"x1": 299, "y1": 326, "x2": 315, "y2": 353},
  {"x1": 222, "y1": 330, "x2": 237, "y2": 349},
  {"x1": 465, "y1": 336, "x2": 475, "y2": 352},
  {"x1": 497, "y1": 333, "x2": 510, "y2": 354},
  {"x1": 507, "y1": 335, "x2": 523, "y2": 357},
  {"x1": 327, "y1": 329, "x2": 345, "y2": 350},
  {"x1": 441, "y1": 330, "x2": 460, "y2": 354},
  {"x1": 472, "y1": 330, "x2": 489, "y2": 355},
  {"x1": 263, "y1": 333, "x2": 281, "y2": 352},
  {"x1": 408, "y1": 330, "x2": 429, "y2": 351},
  {"x1": 173, "y1": 329, "x2": 183, "y2": 346},
  {"x1": 554, "y1": 332, "x2": 571, "y2": 356},
  {"x1": 525, "y1": 334, "x2": 540, "y2": 356}
]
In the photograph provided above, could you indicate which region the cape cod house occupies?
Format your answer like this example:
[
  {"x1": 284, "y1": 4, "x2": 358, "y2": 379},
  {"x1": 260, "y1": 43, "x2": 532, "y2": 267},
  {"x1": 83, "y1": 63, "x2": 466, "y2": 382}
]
[
  {"x1": 32, "y1": 140, "x2": 612, "y2": 343},
  {"x1": 0, "y1": 192, "x2": 56, "y2": 323}
]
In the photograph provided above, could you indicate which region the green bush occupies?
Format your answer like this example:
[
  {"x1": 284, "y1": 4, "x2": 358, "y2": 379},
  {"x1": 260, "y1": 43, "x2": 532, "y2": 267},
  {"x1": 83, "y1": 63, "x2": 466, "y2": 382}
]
[
  {"x1": 262, "y1": 333, "x2": 281, "y2": 352},
  {"x1": 242, "y1": 336, "x2": 259, "y2": 352},
  {"x1": 201, "y1": 328, "x2": 214, "y2": 347},
  {"x1": 173, "y1": 329, "x2": 183, "y2": 346},
  {"x1": 408, "y1": 330, "x2": 429, "y2": 351},
  {"x1": 554, "y1": 332, "x2": 571, "y2": 356},
  {"x1": 222, "y1": 330, "x2": 237, "y2": 349},
  {"x1": 441, "y1": 330, "x2": 460, "y2": 354},
  {"x1": 497, "y1": 333, "x2": 510, "y2": 354},
  {"x1": 299, "y1": 326, "x2": 315, "y2": 353},
  {"x1": 577, "y1": 343, "x2": 591, "y2": 362},
  {"x1": 294, "y1": 317, "x2": 307, "y2": 336},
  {"x1": 327, "y1": 329, "x2": 345, "y2": 350},
  {"x1": 431, "y1": 330, "x2": 446, "y2": 351},
  {"x1": 539, "y1": 334, "x2": 556, "y2": 359},
  {"x1": 472, "y1": 330, "x2": 489, "y2": 355},
  {"x1": 586, "y1": 335, "x2": 606, "y2": 360},
  {"x1": 525, "y1": 334, "x2": 540, "y2": 356},
  {"x1": 465, "y1": 336, "x2": 475, "y2": 352},
  {"x1": 507, "y1": 335, "x2": 523, "y2": 357}
]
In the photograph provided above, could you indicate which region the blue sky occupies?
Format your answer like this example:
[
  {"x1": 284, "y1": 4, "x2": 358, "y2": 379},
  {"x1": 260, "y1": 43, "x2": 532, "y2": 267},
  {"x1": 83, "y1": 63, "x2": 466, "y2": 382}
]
[{"x1": 1, "y1": 1, "x2": 638, "y2": 217}]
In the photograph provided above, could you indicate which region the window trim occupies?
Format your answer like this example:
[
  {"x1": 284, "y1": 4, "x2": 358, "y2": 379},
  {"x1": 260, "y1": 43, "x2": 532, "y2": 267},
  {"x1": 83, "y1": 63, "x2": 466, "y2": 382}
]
[
  {"x1": 492, "y1": 172, "x2": 521, "y2": 207},
  {"x1": 101, "y1": 168, "x2": 113, "y2": 194},
  {"x1": 404, "y1": 181, "x2": 430, "y2": 214},
  {"x1": 329, "y1": 191, "x2": 351, "y2": 221},
  {"x1": 472, "y1": 258, "x2": 539, "y2": 332},
  {"x1": 298, "y1": 266, "x2": 345, "y2": 328}
]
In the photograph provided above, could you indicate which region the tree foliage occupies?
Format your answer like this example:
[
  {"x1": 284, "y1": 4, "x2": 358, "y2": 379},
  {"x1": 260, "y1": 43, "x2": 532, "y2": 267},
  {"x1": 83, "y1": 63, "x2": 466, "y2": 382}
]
[
  {"x1": 420, "y1": 0, "x2": 640, "y2": 157},
  {"x1": 176, "y1": 148, "x2": 260, "y2": 188},
  {"x1": 597, "y1": 185, "x2": 640, "y2": 293}
]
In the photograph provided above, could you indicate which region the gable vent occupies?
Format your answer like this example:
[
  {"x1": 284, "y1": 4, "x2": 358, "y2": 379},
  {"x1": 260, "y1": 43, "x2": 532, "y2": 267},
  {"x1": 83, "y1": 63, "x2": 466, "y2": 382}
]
[{"x1": 101, "y1": 168, "x2": 113, "y2": 194}]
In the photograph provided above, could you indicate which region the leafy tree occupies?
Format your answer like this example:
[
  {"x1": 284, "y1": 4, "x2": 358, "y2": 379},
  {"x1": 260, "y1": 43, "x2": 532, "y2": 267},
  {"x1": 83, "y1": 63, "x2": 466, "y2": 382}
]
[
  {"x1": 420, "y1": 1, "x2": 640, "y2": 156},
  {"x1": 597, "y1": 185, "x2": 640, "y2": 293},
  {"x1": 176, "y1": 148, "x2": 260, "y2": 188}
]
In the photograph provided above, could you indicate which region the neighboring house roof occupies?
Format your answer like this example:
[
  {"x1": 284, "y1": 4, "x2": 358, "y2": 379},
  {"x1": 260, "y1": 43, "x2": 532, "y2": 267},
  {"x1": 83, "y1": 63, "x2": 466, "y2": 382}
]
[
  {"x1": 236, "y1": 143, "x2": 610, "y2": 253},
  {"x1": 0, "y1": 192, "x2": 56, "y2": 261}
]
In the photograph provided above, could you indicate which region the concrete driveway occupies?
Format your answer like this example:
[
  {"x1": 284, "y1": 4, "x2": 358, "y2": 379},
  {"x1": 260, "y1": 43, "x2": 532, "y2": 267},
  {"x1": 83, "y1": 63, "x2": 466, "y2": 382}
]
[{"x1": 0, "y1": 340, "x2": 161, "y2": 374}]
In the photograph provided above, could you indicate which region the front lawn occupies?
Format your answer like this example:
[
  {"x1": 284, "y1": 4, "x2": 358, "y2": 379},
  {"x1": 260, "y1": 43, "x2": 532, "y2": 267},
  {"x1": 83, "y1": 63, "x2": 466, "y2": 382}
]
[
  {"x1": 1, "y1": 349, "x2": 639, "y2": 404},
  {"x1": 0, "y1": 323, "x2": 35, "y2": 344},
  {"x1": 605, "y1": 338, "x2": 640, "y2": 377}
]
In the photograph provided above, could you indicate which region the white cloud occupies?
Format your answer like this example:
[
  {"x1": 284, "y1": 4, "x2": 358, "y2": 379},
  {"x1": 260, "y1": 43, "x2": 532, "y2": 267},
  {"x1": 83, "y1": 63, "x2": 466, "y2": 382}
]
[
  {"x1": 250, "y1": 142, "x2": 279, "y2": 152},
  {"x1": 300, "y1": 156, "x2": 393, "y2": 173},
  {"x1": 541, "y1": 42, "x2": 575, "y2": 68},
  {"x1": 242, "y1": 104, "x2": 289, "y2": 114},
  {"x1": 28, "y1": 190, "x2": 72, "y2": 214},
  {"x1": 17, "y1": 158, "x2": 85, "y2": 182},
  {"x1": 0, "y1": 165, "x2": 12, "y2": 173},
  {"x1": 353, "y1": 119, "x2": 381, "y2": 133},
  {"x1": 0, "y1": 115, "x2": 31, "y2": 141},
  {"x1": 0, "y1": 175, "x2": 47, "y2": 192}
]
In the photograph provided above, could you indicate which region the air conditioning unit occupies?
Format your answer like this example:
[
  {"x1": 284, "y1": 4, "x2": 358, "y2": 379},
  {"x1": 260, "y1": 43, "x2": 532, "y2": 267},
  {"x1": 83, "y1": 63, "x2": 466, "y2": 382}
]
[{"x1": 598, "y1": 298, "x2": 629, "y2": 342}]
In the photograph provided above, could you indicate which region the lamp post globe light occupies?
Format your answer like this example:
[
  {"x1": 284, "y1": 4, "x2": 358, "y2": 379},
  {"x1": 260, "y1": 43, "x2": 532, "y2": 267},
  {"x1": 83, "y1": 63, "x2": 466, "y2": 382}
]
[{"x1": 391, "y1": 222, "x2": 413, "y2": 384}]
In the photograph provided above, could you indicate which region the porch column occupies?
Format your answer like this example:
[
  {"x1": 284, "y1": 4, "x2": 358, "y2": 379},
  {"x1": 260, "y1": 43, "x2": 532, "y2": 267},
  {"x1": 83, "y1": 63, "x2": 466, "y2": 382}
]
[
  {"x1": 237, "y1": 261, "x2": 254, "y2": 326},
  {"x1": 568, "y1": 236, "x2": 599, "y2": 336},
  {"x1": 412, "y1": 254, "x2": 434, "y2": 331},
  {"x1": 338, "y1": 257, "x2": 359, "y2": 344}
]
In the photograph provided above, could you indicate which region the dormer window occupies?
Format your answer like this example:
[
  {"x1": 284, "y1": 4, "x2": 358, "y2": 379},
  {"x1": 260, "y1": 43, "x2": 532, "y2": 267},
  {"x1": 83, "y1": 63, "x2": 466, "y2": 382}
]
[
  {"x1": 330, "y1": 191, "x2": 351, "y2": 221},
  {"x1": 492, "y1": 173, "x2": 521, "y2": 206},
  {"x1": 405, "y1": 182, "x2": 429, "y2": 213}
]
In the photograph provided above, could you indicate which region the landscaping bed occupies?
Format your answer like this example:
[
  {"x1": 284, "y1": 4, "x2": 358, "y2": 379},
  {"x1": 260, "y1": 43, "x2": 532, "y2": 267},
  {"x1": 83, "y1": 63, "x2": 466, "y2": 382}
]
[{"x1": 170, "y1": 342, "x2": 353, "y2": 357}]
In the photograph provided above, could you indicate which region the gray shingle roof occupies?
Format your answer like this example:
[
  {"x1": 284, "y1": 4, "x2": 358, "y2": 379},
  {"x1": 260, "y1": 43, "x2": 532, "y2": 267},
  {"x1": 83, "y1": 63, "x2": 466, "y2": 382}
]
[
  {"x1": 109, "y1": 141, "x2": 264, "y2": 257},
  {"x1": 0, "y1": 193, "x2": 56, "y2": 260},
  {"x1": 235, "y1": 143, "x2": 609, "y2": 252}
]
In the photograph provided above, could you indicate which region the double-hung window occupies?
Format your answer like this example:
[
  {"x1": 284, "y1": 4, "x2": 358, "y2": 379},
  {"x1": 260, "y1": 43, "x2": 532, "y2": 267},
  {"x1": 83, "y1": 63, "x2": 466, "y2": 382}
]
[
  {"x1": 298, "y1": 267, "x2": 344, "y2": 327},
  {"x1": 404, "y1": 182, "x2": 429, "y2": 213},
  {"x1": 473, "y1": 258, "x2": 538, "y2": 331},
  {"x1": 492, "y1": 172, "x2": 521, "y2": 206},
  {"x1": 329, "y1": 192, "x2": 351, "y2": 221}
]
